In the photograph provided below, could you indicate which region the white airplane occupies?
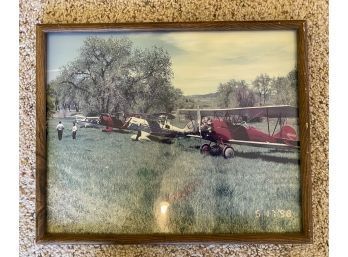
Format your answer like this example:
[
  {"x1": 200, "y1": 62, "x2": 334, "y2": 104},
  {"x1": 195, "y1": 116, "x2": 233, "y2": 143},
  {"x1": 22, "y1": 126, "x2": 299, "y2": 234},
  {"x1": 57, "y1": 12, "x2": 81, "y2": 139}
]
[{"x1": 123, "y1": 114, "x2": 195, "y2": 143}]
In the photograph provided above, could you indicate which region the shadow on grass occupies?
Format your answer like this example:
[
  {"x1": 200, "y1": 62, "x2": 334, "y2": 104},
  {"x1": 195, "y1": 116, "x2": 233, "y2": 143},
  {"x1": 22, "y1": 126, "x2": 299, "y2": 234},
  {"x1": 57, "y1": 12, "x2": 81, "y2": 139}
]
[
  {"x1": 235, "y1": 151, "x2": 300, "y2": 165},
  {"x1": 186, "y1": 144, "x2": 299, "y2": 164},
  {"x1": 108, "y1": 129, "x2": 133, "y2": 134}
]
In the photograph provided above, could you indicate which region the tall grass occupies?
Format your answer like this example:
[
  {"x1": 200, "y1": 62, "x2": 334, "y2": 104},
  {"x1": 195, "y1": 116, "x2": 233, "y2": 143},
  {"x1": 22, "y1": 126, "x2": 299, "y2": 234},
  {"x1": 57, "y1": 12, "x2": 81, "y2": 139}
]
[{"x1": 47, "y1": 118, "x2": 301, "y2": 234}]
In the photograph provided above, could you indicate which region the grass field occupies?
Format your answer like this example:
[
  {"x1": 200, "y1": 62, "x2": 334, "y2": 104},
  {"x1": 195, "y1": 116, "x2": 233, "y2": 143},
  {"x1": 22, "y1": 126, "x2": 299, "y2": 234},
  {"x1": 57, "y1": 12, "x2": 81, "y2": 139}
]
[{"x1": 47, "y1": 117, "x2": 301, "y2": 234}]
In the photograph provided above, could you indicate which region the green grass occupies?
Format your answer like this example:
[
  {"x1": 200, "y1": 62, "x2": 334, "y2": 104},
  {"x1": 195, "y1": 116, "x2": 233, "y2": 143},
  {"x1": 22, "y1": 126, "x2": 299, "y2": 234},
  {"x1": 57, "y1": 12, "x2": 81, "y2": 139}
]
[{"x1": 47, "y1": 118, "x2": 301, "y2": 234}]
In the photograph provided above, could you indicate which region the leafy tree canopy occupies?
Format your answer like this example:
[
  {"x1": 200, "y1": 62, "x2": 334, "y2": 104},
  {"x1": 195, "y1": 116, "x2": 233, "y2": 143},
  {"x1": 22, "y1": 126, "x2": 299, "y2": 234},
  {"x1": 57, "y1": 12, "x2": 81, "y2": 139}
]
[{"x1": 50, "y1": 36, "x2": 183, "y2": 115}]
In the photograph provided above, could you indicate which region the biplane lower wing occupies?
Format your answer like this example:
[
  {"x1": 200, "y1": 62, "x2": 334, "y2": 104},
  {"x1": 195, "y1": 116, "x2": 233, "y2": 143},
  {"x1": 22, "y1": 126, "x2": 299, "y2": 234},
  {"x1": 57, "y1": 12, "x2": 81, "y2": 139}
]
[
  {"x1": 227, "y1": 139, "x2": 299, "y2": 150},
  {"x1": 186, "y1": 134, "x2": 202, "y2": 139}
]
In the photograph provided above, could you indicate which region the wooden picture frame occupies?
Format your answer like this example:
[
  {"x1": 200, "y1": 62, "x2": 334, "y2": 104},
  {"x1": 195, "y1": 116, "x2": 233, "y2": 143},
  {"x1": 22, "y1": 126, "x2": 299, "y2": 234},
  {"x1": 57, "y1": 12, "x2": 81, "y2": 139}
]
[{"x1": 36, "y1": 21, "x2": 312, "y2": 244}]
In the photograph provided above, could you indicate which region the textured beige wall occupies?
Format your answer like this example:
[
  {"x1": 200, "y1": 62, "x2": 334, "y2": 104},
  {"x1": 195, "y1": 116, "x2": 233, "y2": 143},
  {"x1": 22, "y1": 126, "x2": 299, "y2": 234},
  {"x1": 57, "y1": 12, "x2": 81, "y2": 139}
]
[{"x1": 19, "y1": 0, "x2": 328, "y2": 256}]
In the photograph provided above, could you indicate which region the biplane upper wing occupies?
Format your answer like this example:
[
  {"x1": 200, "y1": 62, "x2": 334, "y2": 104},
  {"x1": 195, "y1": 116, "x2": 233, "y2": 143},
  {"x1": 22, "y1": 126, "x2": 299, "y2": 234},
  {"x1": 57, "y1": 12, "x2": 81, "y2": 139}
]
[{"x1": 177, "y1": 105, "x2": 298, "y2": 119}]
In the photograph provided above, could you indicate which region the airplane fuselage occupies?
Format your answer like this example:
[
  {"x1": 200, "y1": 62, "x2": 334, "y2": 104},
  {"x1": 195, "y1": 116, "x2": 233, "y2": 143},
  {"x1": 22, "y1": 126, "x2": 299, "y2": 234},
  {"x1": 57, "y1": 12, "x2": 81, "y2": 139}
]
[{"x1": 202, "y1": 119, "x2": 298, "y2": 146}]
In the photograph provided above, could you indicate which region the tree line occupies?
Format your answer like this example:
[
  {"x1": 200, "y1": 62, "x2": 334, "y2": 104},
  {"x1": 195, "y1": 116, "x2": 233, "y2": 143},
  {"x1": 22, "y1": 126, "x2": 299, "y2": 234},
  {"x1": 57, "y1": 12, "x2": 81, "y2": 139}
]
[{"x1": 216, "y1": 69, "x2": 297, "y2": 108}]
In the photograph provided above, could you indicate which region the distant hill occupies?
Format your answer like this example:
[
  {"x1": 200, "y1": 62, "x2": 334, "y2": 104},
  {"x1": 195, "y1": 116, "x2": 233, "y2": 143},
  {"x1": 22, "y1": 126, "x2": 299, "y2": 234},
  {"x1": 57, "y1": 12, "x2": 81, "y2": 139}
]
[{"x1": 186, "y1": 92, "x2": 219, "y2": 108}]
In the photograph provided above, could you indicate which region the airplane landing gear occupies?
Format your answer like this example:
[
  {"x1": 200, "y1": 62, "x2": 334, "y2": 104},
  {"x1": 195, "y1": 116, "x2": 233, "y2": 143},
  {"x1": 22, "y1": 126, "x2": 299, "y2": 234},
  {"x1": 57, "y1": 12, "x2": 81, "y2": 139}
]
[
  {"x1": 200, "y1": 143, "x2": 211, "y2": 155},
  {"x1": 199, "y1": 143, "x2": 234, "y2": 158},
  {"x1": 210, "y1": 144, "x2": 223, "y2": 156},
  {"x1": 222, "y1": 145, "x2": 235, "y2": 159}
]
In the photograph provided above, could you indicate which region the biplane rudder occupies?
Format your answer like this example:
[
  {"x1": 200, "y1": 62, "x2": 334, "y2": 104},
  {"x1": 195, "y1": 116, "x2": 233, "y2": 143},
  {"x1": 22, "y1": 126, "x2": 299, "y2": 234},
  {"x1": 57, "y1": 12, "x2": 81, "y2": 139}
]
[{"x1": 274, "y1": 125, "x2": 298, "y2": 142}]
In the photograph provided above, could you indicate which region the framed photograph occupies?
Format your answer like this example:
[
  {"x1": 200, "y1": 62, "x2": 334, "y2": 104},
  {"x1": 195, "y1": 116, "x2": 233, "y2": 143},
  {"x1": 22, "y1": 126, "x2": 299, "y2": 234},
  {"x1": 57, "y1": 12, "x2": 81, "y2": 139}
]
[{"x1": 36, "y1": 21, "x2": 312, "y2": 244}]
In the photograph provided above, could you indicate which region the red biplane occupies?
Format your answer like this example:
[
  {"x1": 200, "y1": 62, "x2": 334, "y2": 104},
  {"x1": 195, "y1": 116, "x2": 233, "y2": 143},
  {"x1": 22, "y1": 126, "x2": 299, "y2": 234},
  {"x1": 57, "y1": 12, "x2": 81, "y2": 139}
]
[{"x1": 178, "y1": 105, "x2": 299, "y2": 158}]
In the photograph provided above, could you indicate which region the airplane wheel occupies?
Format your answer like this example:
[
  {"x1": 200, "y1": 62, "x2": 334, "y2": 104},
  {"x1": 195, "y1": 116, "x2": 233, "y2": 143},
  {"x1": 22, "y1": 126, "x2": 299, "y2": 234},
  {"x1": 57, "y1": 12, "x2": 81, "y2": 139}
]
[
  {"x1": 223, "y1": 146, "x2": 235, "y2": 159},
  {"x1": 200, "y1": 144, "x2": 211, "y2": 155}
]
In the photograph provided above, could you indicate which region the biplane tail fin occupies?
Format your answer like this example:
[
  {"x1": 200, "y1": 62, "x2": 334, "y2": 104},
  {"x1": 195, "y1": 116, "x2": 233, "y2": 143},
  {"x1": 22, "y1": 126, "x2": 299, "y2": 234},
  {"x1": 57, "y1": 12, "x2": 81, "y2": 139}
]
[
  {"x1": 100, "y1": 113, "x2": 113, "y2": 132},
  {"x1": 274, "y1": 125, "x2": 298, "y2": 142}
]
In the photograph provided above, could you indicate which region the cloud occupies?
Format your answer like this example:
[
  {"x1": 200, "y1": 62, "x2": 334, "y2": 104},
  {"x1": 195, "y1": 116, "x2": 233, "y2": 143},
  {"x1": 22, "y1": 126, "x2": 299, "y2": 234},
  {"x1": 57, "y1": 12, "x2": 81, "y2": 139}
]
[{"x1": 158, "y1": 31, "x2": 297, "y2": 95}]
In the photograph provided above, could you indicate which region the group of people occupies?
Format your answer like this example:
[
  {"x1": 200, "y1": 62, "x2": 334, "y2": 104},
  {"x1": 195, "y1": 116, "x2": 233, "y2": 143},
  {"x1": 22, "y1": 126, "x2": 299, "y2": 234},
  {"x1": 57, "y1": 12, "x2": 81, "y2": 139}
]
[{"x1": 56, "y1": 121, "x2": 78, "y2": 140}]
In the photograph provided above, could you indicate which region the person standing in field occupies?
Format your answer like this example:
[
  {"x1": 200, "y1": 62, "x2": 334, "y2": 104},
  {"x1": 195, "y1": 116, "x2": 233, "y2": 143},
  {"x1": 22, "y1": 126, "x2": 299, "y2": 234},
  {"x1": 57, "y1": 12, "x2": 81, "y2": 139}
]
[
  {"x1": 72, "y1": 122, "x2": 77, "y2": 140},
  {"x1": 56, "y1": 121, "x2": 64, "y2": 140}
]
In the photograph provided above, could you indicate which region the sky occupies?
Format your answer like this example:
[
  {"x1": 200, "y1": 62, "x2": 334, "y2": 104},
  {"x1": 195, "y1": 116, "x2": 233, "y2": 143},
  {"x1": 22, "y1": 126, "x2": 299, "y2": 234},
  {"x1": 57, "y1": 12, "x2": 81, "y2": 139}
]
[{"x1": 47, "y1": 30, "x2": 297, "y2": 95}]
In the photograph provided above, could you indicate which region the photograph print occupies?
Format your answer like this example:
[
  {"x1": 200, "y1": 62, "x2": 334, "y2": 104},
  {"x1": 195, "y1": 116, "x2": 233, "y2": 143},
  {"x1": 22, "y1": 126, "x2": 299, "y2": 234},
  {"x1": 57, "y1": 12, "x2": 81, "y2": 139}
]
[{"x1": 39, "y1": 22, "x2": 310, "y2": 242}]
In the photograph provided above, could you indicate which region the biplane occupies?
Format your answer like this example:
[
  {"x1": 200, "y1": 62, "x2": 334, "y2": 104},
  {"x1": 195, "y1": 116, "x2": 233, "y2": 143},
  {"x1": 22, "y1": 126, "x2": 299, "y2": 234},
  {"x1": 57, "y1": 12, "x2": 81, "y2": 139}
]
[
  {"x1": 99, "y1": 112, "x2": 194, "y2": 142},
  {"x1": 99, "y1": 112, "x2": 135, "y2": 132},
  {"x1": 177, "y1": 105, "x2": 299, "y2": 158}
]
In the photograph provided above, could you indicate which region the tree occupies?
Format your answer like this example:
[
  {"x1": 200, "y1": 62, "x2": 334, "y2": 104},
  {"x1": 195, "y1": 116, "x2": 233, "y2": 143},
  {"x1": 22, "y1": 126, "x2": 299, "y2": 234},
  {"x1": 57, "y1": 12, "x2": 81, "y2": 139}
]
[
  {"x1": 271, "y1": 69, "x2": 298, "y2": 106},
  {"x1": 235, "y1": 80, "x2": 256, "y2": 107},
  {"x1": 252, "y1": 74, "x2": 272, "y2": 106},
  {"x1": 51, "y1": 36, "x2": 179, "y2": 115},
  {"x1": 127, "y1": 47, "x2": 176, "y2": 113},
  {"x1": 47, "y1": 83, "x2": 58, "y2": 117},
  {"x1": 175, "y1": 96, "x2": 196, "y2": 109},
  {"x1": 217, "y1": 79, "x2": 256, "y2": 107},
  {"x1": 51, "y1": 37, "x2": 133, "y2": 114},
  {"x1": 287, "y1": 68, "x2": 297, "y2": 88},
  {"x1": 271, "y1": 77, "x2": 290, "y2": 105},
  {"x1": 287, "y1": 69, "x2": 298, "y2": 106},
  {"x1": 217, "y1": 80, "x2": 239, "y2": 107}
]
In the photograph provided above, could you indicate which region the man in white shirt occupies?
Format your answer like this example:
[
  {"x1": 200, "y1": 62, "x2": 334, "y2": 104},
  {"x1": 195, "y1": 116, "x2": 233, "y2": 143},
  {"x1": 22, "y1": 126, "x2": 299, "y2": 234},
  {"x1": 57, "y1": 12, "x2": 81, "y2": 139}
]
[
  {"x1": 72, "y1": 122, "x2": 77, "y2": 140},
  {"x1": 56, "y1": 121, "x2": 64, "y2": 140}
]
